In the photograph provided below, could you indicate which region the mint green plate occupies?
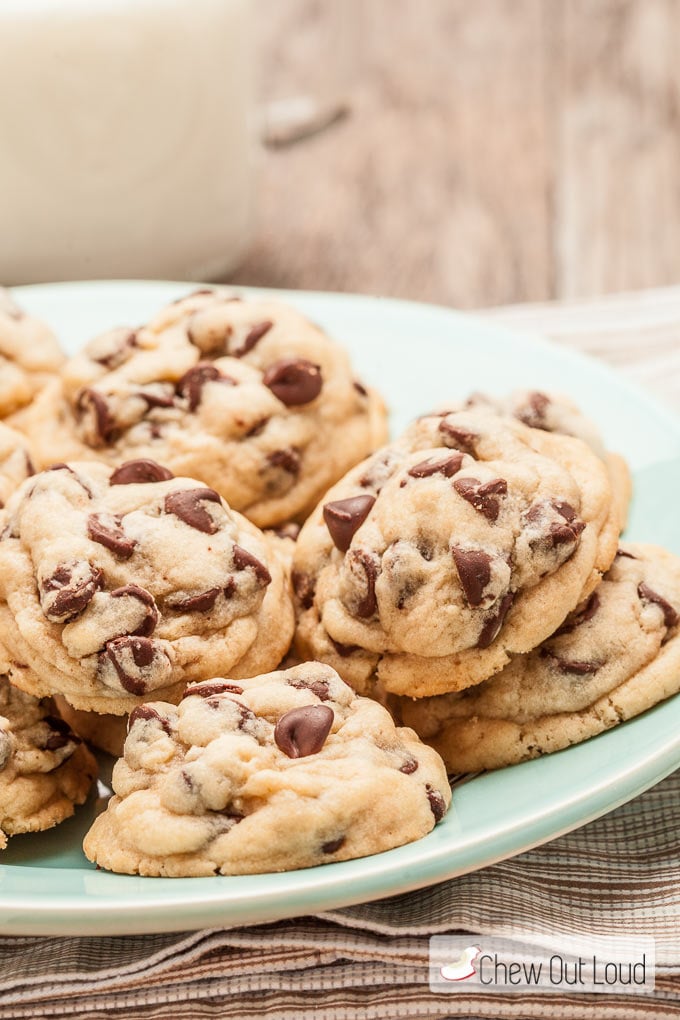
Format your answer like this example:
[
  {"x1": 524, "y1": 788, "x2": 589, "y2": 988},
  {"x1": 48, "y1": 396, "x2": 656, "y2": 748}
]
[{"x1": 1, "y1": 281, "x2": 678, "y2": 936}]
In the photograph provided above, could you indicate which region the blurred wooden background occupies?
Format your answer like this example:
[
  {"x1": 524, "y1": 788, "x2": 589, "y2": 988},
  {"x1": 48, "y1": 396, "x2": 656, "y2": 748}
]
[{"x1": 230, "y1": 0, "x2": 680, "y2": 308}]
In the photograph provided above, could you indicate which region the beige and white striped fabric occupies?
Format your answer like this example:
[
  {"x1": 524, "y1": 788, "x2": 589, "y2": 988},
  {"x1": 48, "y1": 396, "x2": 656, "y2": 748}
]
[{"x1": 1, "y1": 288, "x2": 679, "y2": 1019}]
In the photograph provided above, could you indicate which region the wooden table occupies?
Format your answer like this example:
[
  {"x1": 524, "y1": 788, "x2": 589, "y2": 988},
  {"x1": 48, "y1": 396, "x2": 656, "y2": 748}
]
[{"x1": 230, "y1": 0, "x2": 680, "y2": 311}]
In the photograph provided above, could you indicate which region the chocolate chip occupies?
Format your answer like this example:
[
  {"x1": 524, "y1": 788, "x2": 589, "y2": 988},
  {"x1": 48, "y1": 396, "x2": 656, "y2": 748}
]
[
  {"x1": 165, "y1": 487, "x2": 223, "y2": 533},
  {"x1": 438, "y1": 420, "x2": 478, "y2": 454},
  {"x1": 525, "y1": 500, "x2": 585, "y2": 548},
  {"x1": 453, "y1": 476, "x2": 508, "y2": 522},
  {"x1": 399, "y1": 758, "x2": 419, "y2": 774},
  {"x1": 92, "y1": 329, "x2": 138, "y2": 369},
  {"x1": 638, "y1": 582, "x2": 679, "y2": 629},
  {"x1": 76, "y1": 389, "x2": 117, "y2": 445},
  {"x1": 477, "y1": 592, "x2": 515, "y2": 648},
  {"x1": 407, "y1": 453, "x2": 464, "y2": 479},
  {"x1": 43, "y1": 732, "x2": 71, "y2": 751},
  {"x1": 263, "y1": 358, "x2": 322, "y2": 406},
  {"x1": 168, "y1": 588, "x2": 221, "y2": 613},
  {"x1": 616, "y1": 548, "x2": 638, "y2": 560},
  {"x1": 111, "y1": 584, "x2": 158, "y2": 637},
  {"x1": 555, "y1": 658, "x2": 600, "y2": 676},
  {"x1": 417, "y1": 537, "x2": 434, "y2": 561},
  {"x1": 554, "y1": 501, "x2": 578, "y2": 522},
  {"x1": 177, "y1": 363, "x2": 235, "y2": 411},
  {"x1": 348, "y1": 549, "x2": 379, "y2": 617},
  {"x1": 42, "y1": 715, "x2": 76, "y2": 751},
  {"x1": 128, "y1": 705, "x2": 172, "y2": 734},
  {"x1": 551, "y1": 501, "x2": 587, "y2": 544},
  {"x1": 516, "y1": 391, "x2": 551, "y2": 429},
  {"x1": 292, "y1": 569, "x2": 316, "y2": 609},
  {"x1": 100, "y1": 636, "x2": 170, "y2": 695},
  {"x1": 138, "y1": 386, "x2": 176, "y2": 409},
  {"x1": 274, "y1": 704, "x2": 334, "y2": 758},
  {"x1": 87, "y1": 513, "x2": 136, "y2": 559},
  {"x1": 451, "y1": 547, "x2": 492, "y2": 607},
  {"x1": 234, "y1": 320, "x2": 272, "y2": 356},
  {"x1": 40, "y1": 562, "x2": 104, "y2": 622},
  {"x1": 244, "y1": 417, "x2": 270, "y2": 438},
  {"x1": 110, "y1": 460, "x2": 174, "y2": 485},
  {"x1": 267, "y1": 448, "x2": 301, "y2": 476},
  {"x1": 555, "y1": 592, "x2": 600, "y2": 636},
  {"x1": 551, "y1": 504, "x2": 587, "y2": 544},
  {"x1": 426, "y1": 784, "x2": 446, "y2": 822},
  {"x1": 354, "y1": 380, "x2": 368, "y2": 397},
  {"x1": 181, "y1": 770, "x2": 196, "y2": 793},
  {"x1": 184, "y1": 681, "x2": 245, "y2": 699},
  {"x1": 550, "y1": 518, "x2": 586, "y2": 547},
  {"x1": 288, "y1": 678, "x2": 332, "y2": 700},
  {"x1": 329, "y1": 637, "x2": 360, "y2": 657},
  {"x1": 232, "y1": 544, "x2": 271, "y2": 585},
  {"x1": 323, "y1": 495, "x2": 376, "y2": 553},
  {"x1": 321, "y1": 836, "x2": 345, "y2": 854}
]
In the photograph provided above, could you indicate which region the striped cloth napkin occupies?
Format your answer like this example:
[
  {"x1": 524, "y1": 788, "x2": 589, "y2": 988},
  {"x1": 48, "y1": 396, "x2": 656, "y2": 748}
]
[
  {"x1": 1, "y1": 773, "x2": 678, "y2": 1018},
  {"x1": 1, "y1": 288, "x2": 679, "y2": 1019}
]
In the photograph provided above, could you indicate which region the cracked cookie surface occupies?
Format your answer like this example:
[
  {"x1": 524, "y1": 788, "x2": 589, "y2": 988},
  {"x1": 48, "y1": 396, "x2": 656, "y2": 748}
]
[
  {"x1": 293, "y1": 409, "x2": 620, "y2": 698},
  {"x1": 0, "y1": 460, "x2": 294, "y2": 714},
  {"x1": 400, "y1": 544, "x2": 680, "y2": 771},
  {"x1": 23, "y1": 290, "x2": 387, "y2": 528},
  {"x1": 83, "y1": 661, "x2": 450, "y2": 875},
  {"x1": 0, "y1": 675, "x2": 97, "y2": 847}
]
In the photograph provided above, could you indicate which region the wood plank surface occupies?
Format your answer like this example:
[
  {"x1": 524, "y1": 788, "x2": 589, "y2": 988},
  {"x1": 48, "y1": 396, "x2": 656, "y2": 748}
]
[
  {"x1": 555, "y1": 0, "x2": 680, "y2": 299},
  {"x1": 228, "y1": 0, "x2": 680, "y2": 309}
]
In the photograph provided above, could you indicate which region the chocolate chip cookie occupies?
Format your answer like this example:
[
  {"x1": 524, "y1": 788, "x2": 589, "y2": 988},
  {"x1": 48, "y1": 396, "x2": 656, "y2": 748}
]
[
  {"x1": 293, "y1": 409, "x2": 620, "y2": 698},
  {"x1": 25, "y1": 289, "x2": 388, "y2": 528},
  {"x1": 0, "y1": 289, "x2": 64, "y2": 420},
  {"x1": 83, "y1": 661, "x2": 450, "y2": 876},
  {"x1": 0, "y1": 460, "x2": 294, "y2": 714},
  {"x1": 400, "y1": 544, "x2": 680, "y2": 771},
  {"x1": 0, "y1": 675, "x2": 97, "y2": 848}
]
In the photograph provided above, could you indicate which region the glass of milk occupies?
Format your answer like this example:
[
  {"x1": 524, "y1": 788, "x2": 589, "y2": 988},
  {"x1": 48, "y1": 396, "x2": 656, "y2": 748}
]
[{"x1": 0, "y1": 0, "x2": 255, "y2": 284}]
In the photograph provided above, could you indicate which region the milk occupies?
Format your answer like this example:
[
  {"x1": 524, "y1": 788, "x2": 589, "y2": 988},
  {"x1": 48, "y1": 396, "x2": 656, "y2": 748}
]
[{"x1": 0, "y1": 0, "x2": 255, "y2": 283}]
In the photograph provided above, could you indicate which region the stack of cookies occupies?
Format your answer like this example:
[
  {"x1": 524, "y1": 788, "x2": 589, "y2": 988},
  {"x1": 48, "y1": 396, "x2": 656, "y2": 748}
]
[
  {"x1": 0, "y1": 285, "x2": 677, "y2": 877},
  {"x1": 0, "y1": 288, "x2": 451, "y2": 871},
  {"x1": 291, "y1": 398, "x2": 680, "y2": 773}
]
